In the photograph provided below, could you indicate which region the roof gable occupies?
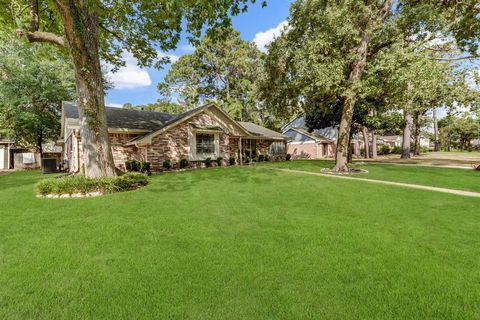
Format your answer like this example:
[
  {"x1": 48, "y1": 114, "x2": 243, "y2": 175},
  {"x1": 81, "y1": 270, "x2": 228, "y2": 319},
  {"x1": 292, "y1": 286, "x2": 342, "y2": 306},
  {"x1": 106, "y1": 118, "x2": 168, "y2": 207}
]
[{"x1": 125, "y1": 103, "x2": 250, "y2": 146}]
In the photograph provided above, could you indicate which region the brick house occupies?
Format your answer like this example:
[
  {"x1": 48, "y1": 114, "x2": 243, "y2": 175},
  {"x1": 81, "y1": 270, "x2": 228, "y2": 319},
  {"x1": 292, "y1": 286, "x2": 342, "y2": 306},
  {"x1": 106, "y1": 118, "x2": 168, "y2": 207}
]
[
  {"x1": 282, "y1": 116, "x2": 365, "y2": 159},
  {"x1": 61, "y1": 102, "x2": 287, "y2": 172}
]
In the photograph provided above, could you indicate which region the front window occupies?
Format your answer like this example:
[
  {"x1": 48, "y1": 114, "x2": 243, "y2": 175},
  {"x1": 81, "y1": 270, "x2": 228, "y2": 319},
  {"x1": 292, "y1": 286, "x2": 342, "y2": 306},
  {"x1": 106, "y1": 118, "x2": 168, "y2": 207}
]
[
  {"x1": 269, "y1": 141, "x2": 285, "y2": 155},
  {"x1": 196, "y1": 133, "x2": 215, "y2": 154}
]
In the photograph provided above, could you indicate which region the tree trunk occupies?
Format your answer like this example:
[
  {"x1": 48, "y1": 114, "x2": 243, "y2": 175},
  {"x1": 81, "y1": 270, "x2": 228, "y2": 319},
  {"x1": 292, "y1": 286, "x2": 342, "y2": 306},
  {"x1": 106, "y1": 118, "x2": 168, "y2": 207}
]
[
  {"x1": 413, "y1": 112, "x2": 421, "y2": 156},
  {"x1": 433, "y1": 108, "x2": 440, "y2": 151},
  {"x1": 333, "y1": 0, "x2": 394, "y2": 171},
  {"x1": 362, "y1": 127, "x2": 370, "y2": 159},
  {"x1": 347, "y1": 133, "x2": 353, "y2": 163},
  {"x1": 36, "y1": 129, "x2": 43, "y2": 159},
  {"x1": 334, "y1": 35, "x2": 370, "y2": 171},
  {"x1": 401, "y1": 110, "x2": 412, "y2": 159},
  {"x1": 371, "y1": 130, "x2": 377, "y2": 159},
  {"x1": 56, "y1": 1, "x2": 116, "y2": 177}
]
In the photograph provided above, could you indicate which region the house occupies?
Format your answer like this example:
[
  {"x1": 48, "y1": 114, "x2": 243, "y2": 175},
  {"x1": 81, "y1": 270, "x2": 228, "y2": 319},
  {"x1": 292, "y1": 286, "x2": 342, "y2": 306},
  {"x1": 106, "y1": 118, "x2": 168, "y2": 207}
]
[
  {"x1": 281, "y1": 116, "x2": 364, "y2": 159},
  {"x1": 61, "y1": 102, "x2": 287, "y2": 172}
]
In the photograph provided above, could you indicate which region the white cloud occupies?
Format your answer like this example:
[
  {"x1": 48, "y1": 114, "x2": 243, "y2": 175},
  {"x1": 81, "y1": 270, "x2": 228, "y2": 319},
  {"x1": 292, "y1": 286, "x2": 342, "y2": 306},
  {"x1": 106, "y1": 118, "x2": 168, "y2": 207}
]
[
  {"x1": 179, "y1": 44, "x2": 196, "y2": 53},
  {"x1": 253, "y1": 20, "x2": 288, "y2": 52},
  {"x1": 107, "y1": 52, "x2": 151, "y2": 90}
]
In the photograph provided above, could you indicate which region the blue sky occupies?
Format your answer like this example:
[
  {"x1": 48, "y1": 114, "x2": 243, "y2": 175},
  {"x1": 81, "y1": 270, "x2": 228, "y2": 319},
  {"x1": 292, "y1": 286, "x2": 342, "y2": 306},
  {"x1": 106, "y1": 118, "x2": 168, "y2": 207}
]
[{"x1": 105, "y1": 0, "x2": 293, "y2": 108}]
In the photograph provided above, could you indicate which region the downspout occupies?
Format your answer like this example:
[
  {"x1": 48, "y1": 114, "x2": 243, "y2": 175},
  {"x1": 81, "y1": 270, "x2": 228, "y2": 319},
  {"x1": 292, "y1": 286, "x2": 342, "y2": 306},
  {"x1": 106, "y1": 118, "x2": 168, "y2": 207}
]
[{"x1": 75, "y1": 130, "x2": 80, "y2": 173}]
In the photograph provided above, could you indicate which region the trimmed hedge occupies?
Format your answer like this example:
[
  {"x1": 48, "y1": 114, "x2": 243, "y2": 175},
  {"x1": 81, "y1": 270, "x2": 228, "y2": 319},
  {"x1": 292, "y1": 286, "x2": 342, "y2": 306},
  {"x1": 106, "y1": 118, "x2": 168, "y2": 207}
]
[{"x1": 36, "y1": 173, "x2": 148, "y2": 196}]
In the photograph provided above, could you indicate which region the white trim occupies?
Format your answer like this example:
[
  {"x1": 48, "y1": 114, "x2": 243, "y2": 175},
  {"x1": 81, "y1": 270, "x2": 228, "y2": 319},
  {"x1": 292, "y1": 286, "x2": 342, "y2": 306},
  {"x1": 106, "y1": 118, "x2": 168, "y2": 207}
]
[
  {"x1": 189, "y1": 130, "x2": 219, "y2": 161},
  {"x1": 288, "y1": 141, "x2": 318, "y2": 145}
]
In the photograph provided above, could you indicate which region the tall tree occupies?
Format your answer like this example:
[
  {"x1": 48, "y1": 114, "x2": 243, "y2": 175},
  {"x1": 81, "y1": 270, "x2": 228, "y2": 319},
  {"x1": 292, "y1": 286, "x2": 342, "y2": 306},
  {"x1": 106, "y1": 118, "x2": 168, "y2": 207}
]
[
  {"x1": 0, "y1": 35, "x2": 75, "y2": 156},
  {"x1": 2, "y1": 0, "x2": 264, "y2": 177},
  {"x1": 263, "y1": 0, "x2": 479, "y2": 169},
  {"x1": 262, "y1": 0, "x2": 395, "y2": 171},
  {"x1": 157, "y1": 27, "x2": 267, "y2": 124}
]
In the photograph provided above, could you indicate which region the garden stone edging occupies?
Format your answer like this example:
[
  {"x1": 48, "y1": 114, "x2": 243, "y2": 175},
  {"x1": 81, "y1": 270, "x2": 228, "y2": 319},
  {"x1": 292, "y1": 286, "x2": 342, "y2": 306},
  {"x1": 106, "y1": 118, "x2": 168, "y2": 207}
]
[{"x1": 36, "y1": 192, "x2": 102, "y2": 199}]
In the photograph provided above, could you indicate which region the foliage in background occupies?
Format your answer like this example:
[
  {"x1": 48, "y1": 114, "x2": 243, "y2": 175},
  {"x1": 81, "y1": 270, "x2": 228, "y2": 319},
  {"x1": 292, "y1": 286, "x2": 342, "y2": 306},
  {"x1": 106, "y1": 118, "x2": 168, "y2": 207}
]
[
  {"x1": 0, "y1": 34, "x2": 75, "y2": 154},
  {"x1": 157, "y1": 27, "x2": 278, "y2": 128},
  {"x1": 122, "y1": 101, "x2": 187, "y2": 114}
]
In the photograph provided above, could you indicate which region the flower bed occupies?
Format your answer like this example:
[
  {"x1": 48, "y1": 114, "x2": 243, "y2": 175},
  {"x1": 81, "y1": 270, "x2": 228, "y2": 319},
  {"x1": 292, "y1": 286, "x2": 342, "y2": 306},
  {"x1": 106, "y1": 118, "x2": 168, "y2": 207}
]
[{"x1": 36, "y1": 173, "x2": 148, "y2": 198}]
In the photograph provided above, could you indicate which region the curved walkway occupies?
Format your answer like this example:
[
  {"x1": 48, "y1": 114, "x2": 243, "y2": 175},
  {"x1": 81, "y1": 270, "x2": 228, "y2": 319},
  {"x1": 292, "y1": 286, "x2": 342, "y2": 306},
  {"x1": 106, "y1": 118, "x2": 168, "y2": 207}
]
[{"x1": 268, "y1": 168, "x2": 480, "y2": 198}]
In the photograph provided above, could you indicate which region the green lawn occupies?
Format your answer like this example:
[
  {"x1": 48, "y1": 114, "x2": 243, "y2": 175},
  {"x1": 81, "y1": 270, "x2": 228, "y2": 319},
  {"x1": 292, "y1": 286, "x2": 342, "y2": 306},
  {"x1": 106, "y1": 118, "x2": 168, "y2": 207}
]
[
  {"x1": 1, "y1": 168, "x2": 480, "y2": 319},
  {"x1": 259, "y1": 160, "x2": 480, "y2": 193}
]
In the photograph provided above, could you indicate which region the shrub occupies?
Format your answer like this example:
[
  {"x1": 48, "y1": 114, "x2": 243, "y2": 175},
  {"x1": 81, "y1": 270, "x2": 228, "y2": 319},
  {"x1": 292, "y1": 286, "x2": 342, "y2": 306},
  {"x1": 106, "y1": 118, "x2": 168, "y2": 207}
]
[
  {"x1": 258, "y1": 154, "x2": 265, "y2": 162},
  {"x1": 140, "y1": 162, "x2": 151, "y2": 175},
  {"x1": 229, "y1": 156, "x2": 236, "y2": 165},
  {"x1": 243, "y1": 156, "x2": 250, "y2": 164},
  {"x1": 216, "y1": 157, "x2": 223, "y2": 166},
  {"x1": 125, "y1": 160, "x2": 141, "y2": 172},
  {"x1": 379, "y1": 145, "x2": 391, "y2": 155},
  {"x1": 35, "y1": 173, "x2": 148, "y2": 196},
  {"x1": 391, "y1": 146, "x2": 402, "y2": 154},
  {"x1": 179, "y1": 158, "x2": 189, "y2": 169},
  {"x1": 286, "y1": 154, "x2": 291, "y2": 161},
  {"x1": 205, "y1": 157, "x2": 212, "y2": 168},
  {"x1": 264, "y1": 154, "x2": 270, "y2": 162},
  {"x1": 162, "y1": 160, "x2": 171, "y2": 170}
]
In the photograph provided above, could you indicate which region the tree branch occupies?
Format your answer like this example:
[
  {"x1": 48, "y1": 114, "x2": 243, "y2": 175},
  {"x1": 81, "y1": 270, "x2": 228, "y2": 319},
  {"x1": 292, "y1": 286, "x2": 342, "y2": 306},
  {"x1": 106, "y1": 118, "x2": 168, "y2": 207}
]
[
  {"x1": 16, "y1": 0, "x2": 67, "y2": 49},
  {"x1": 29, "y1": 0, "x2": 39, "y2": 32},
  {"x1": 17, "y1": 29, "x2": 67, "y2": 48}
]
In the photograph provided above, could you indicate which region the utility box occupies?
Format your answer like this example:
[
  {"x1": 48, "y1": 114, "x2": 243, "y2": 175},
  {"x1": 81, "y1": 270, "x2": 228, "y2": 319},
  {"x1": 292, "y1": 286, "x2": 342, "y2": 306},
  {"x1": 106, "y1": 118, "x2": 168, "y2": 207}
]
[{"x1": 41, "y1": 158, "x2": 58, "y2": 174}]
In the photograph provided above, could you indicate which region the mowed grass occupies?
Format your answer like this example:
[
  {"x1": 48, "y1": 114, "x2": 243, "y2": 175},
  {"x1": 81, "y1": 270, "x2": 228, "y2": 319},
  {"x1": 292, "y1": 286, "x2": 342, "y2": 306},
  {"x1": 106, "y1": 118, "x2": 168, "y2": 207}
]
[
  {"x1": 259, "y1": 160, "x2": 480, "y2": 193},
  {"x1": 1, "y1": 168, "x2": 480, "y2": 319}
]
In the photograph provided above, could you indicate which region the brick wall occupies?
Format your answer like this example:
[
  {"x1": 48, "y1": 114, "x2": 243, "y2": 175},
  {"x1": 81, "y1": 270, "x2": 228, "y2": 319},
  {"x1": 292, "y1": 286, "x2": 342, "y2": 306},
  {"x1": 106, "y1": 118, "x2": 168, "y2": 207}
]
[
  {"x1": 147, "y1": 112, "x2": 235, "y2": 171},
  {"x1": 110, "y1": 133, "x2": 142, "y2": 170}
]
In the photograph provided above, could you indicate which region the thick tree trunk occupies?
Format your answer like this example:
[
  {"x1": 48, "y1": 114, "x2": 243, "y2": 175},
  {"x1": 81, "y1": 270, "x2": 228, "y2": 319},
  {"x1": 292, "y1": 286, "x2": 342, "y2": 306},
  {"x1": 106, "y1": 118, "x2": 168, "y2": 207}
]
[
  {"x1": 413, "y1": 112, "x2": 421, "y2": 156},
  {"x1": 334, "y1": 36, "x2": 369, "y2": 171},
  {"x1": 56, "y1": 1, "x2": 116, "y2": 177},
  {"x1": 401, "y1": 110, "x2": 412, "y2": 159},
  {"x1": 371, "y1": 130, "x2": 377, "y2": 159},
  {"x1": 433, "y1": 108, "x2": 440, "y2": 151},
  {"x1": 333, "y1": 0, "x2": 394, "y2": 171},
  {"x1": 362, "y1": 127, "x2": 370, "y2": 159}
]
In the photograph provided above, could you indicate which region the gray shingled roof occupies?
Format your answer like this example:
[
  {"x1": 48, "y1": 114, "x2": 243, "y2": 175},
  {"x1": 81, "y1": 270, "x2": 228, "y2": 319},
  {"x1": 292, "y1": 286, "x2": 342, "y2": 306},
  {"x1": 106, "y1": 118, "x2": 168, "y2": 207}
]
[
  {"x1": 63, "y1": 102, "x2": 174, "y2": 131},
  {"x1": 238, "y1": 122, "x2": 287, "y2": 140},
  {"x1": 63, "y1": 102, "x2": 286, "y2": 141}
]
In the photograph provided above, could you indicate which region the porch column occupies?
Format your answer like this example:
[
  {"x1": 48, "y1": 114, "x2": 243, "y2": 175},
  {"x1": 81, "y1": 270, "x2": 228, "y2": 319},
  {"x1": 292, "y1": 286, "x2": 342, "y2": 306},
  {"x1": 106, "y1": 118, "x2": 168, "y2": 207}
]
[{"x1": 239, "y1": 137, "x2": 243, "y2": 165}]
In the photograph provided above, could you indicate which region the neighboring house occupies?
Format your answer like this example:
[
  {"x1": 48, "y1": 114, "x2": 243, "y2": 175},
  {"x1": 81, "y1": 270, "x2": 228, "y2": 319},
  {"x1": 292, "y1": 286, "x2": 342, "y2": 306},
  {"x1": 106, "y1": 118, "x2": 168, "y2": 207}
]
[
  {"x1": 377, "y1": 135, "x2": 402, "y2": 149},
  {"x1": 281, "y1": 116, "x2": 364, "y2": 159},
  {"x1": 61, "y1": 102, "x2": 287, "y2": 172}
]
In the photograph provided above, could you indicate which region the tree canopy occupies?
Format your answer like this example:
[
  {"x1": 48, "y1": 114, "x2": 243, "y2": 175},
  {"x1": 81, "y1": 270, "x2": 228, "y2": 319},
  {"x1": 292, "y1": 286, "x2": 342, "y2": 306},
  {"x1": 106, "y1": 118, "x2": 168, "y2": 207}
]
[
  {"x1": 0, "y1": 34, "x2": 75, "y2": 154},
  {"x1": 157, "y1": 26, "x2": 272, "y2": 125}
]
